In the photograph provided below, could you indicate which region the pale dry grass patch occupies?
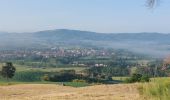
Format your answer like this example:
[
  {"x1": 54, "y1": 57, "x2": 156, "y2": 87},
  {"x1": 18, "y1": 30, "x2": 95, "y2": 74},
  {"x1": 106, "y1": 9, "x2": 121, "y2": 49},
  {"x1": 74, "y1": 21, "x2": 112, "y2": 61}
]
[{"x1": 0, "y1": 83, "x2": 141, "y2": 100}]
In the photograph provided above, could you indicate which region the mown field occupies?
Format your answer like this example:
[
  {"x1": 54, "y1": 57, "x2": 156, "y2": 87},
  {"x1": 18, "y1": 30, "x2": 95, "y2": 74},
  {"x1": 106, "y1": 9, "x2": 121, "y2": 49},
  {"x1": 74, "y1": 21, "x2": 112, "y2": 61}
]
[
  {"x1": 0, "y1": 83, "x2": 140, "y2": 100},
  {"x1": 0, "y1": 77, "x2": 170, "y2": 100}
]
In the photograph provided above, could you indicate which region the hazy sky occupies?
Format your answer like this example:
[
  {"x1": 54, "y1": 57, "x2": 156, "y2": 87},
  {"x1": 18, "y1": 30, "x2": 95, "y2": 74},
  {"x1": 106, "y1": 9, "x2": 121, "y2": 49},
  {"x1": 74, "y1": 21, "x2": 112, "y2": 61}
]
[{"x1": 0, "y1": 0, "x2": 170, "y2": 33}]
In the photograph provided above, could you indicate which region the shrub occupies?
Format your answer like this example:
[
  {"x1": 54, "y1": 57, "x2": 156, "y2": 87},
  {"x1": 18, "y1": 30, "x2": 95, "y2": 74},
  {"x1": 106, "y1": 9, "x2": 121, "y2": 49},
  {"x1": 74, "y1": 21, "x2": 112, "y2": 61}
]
[
  {"x1": 49, "y1": 71, "x2": 76, "y2": 82},
  {"x1": 42, "y1": 74, "x2": 49, "y2": 81},
  {"x1": 125, "y1": 73, "x2": 150, "y2": 83},
  {"x1": 49, "y1": 74, "x2": 73, "y2": 82},
  {"x1": 141, "y1": 75, "x2": 150, "y2": 82}
]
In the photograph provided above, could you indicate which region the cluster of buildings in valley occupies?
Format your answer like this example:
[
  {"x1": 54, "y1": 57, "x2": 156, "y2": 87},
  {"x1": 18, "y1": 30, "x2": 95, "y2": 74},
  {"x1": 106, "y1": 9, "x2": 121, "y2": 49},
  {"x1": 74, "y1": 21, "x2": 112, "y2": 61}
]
[
  {"x1": 0, "y1": 48, "x2": 146, "y2": 68},
  {"x1": 0, "y1": 48, "x2": 115, "y2": 67},
  {"x1": 72, "y1": 62, "x2": 108, "y2": 67},
  {"x1": 0, "y1": 48, "x2": 115, "y2": 59}
]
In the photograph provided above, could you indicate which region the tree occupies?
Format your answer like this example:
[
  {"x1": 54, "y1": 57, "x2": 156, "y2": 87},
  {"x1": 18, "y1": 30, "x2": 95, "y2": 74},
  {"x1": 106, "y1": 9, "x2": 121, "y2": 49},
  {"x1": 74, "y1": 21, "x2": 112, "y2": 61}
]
[
  {"x1": 1, "y1": 62, "x2": 16, "y2": 81},
  {"x1": 147, "y1": 0, "x2": 158, "y2": 8},
  {"x1": 147, "y1": 0, "x2": 155, "y2": 7}
]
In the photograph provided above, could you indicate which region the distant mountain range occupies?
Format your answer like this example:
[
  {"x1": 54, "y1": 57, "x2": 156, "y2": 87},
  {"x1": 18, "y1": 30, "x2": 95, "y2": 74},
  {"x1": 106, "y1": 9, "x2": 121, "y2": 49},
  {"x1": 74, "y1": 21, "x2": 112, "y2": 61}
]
[{"x1": 0, "y1": 29, "x2": 170, "y2": 57}]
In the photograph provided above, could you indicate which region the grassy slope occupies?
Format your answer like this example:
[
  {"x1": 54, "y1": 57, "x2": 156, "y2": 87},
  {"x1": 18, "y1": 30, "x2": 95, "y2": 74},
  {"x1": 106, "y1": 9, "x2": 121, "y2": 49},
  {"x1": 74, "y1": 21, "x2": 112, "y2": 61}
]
[{"x1": 138, "y1": 77, "x2": 170, "y2": 100}]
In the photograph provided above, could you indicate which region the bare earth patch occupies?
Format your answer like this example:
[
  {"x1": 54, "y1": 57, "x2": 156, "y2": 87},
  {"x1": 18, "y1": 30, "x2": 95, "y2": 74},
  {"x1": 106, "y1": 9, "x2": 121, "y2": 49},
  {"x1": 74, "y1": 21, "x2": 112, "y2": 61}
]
[{"x1": 0, "y1": 84, "x2": 140, "y2": 100}]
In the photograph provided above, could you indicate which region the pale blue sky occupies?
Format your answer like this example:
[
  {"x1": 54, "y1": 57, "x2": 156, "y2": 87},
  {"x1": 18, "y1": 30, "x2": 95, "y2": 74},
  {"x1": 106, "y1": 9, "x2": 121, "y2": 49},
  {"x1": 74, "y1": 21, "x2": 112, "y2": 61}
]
[{"x1": 0, "y1": 0, "x2": 170, "y2": 33}]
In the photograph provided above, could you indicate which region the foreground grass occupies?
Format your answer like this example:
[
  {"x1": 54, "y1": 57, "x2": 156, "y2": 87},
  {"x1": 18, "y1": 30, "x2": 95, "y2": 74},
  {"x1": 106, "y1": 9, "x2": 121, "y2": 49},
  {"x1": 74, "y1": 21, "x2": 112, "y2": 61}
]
[
  {"x1": 138, "y1": 77, "x2": 170, "y2": 100},
  {"x1": 1, "y1": 77, "x2": 170, "y2": 100},
  {"x1": 0, "y1": 83, "x2": 140, "y2": 100}
]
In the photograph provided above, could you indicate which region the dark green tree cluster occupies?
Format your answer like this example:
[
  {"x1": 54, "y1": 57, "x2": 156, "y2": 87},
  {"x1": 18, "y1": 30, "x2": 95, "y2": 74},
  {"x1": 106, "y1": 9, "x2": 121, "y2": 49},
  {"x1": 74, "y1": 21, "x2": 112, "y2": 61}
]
[
  {"x1": 44, "y1": 70, "x2": 87, "y2": 82},
  {"x1": 48, "y1": 70, "x2": 77, "y2": 82},
  {"x1": 0, "y1": 62, "x2": 16, "y2": 81},
  {"x1": 85, "y1": 66, "x2": 129, "y2": 78},
  {"x1": 43, "y1": 69, "x2": 112, "y2": 83}
]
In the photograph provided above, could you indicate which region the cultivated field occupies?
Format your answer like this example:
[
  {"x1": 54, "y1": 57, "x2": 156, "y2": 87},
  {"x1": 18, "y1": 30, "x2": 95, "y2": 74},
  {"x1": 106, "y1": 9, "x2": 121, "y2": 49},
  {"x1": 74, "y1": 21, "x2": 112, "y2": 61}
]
[{"x1": 0, "y1": 84, "x2": 140, "y2": 100}]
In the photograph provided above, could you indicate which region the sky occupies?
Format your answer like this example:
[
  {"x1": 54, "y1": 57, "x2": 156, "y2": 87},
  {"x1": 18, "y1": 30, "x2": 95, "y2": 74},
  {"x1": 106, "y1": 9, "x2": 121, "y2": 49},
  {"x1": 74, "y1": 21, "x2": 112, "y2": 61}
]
[{"x1": 0, "y1": 0, "x2": 170, "y2": 33}]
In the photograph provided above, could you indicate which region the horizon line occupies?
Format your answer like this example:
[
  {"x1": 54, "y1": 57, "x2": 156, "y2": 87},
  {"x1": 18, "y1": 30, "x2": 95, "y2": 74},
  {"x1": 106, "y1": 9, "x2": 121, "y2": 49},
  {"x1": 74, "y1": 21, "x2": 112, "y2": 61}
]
[{"x1": 0, "y1": 28, "x2": 170, "y2": 34}]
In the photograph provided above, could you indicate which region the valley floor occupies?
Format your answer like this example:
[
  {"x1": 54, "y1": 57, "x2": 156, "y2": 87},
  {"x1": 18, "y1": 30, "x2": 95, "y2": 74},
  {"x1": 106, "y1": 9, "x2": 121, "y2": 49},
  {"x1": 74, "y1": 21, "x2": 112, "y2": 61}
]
[{"x1": 0, "y1": 84, "x2": 140, "y2": 100}]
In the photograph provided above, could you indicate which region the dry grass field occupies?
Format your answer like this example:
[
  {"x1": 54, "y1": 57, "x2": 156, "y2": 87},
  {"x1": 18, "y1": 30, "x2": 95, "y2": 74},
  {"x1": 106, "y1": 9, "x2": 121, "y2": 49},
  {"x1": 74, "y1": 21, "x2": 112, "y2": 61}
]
[{"x1": 0, "y1": 84, "x2": 140, "y2": 100}]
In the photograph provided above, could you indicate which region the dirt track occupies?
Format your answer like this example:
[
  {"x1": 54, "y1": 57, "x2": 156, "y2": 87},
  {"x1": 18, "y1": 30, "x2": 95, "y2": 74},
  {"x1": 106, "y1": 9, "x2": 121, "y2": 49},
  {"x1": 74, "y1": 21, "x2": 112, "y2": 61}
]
[{"x1": 0, "y1": 84, "x2": 140, "y2": 100}]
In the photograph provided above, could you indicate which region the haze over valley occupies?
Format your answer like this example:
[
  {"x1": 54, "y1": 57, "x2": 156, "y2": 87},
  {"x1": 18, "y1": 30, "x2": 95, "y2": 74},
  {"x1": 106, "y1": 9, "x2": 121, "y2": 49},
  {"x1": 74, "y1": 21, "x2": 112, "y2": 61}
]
[{"x1": 0, "y1": 29, "x2": 170, "y2": 57}]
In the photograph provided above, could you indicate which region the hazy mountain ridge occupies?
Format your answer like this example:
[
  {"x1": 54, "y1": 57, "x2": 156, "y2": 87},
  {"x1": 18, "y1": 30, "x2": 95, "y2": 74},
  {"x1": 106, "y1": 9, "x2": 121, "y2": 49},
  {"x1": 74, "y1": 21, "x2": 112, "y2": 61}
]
[
  {"x1": 33, "y1": 29, "x2": 170, "y2": 43},
  {"x1": 0, "y1": 29, "x2": 170, "y2": 56}
]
